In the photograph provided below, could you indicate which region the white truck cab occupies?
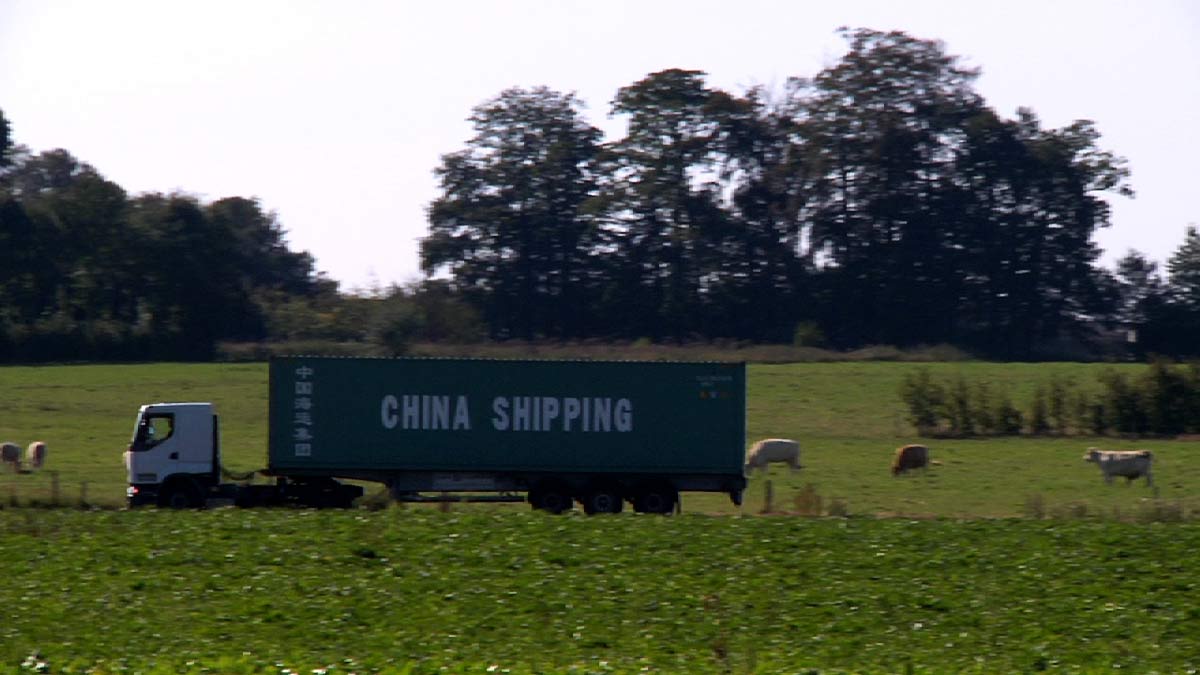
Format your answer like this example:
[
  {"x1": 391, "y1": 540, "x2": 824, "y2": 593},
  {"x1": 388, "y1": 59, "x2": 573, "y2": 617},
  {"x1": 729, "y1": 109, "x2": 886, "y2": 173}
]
[{"x1": 124, "y1": 402, "x2": 221, "y2": 507}]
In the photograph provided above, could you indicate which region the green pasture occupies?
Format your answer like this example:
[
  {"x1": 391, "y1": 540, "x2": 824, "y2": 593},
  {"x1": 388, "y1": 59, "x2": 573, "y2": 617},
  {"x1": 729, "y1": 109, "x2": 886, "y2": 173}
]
[
  {"x1": 0, "y1": 361, "x2": 1195, "y2": 518},
  {"x1": 3, "y1": 509, "x2": 1200, "y2": 673}
]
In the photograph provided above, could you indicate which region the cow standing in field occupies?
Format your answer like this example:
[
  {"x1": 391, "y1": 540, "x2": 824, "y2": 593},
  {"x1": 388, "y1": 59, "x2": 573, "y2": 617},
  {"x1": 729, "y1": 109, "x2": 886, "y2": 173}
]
[
  {"x1": 1084, "y1": 448, "x2": 1153, "y2": 486},
  {"x1": 25, "y1": 441, "x2": 47, "y2": 470},
  {"x1": 891, "y1": 444, "x2": 930, "y2": 476},
  {"x1": 744, "y1": 438, "x2": 801, "y2": 475},
  {"x1": 0, "y1": 442, "x2": 20, "y2": 472}
]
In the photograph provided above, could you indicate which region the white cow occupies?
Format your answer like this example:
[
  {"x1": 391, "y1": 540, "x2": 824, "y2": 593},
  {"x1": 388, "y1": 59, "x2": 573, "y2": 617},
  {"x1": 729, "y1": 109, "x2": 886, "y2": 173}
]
[
  {"x1": 745, "y1": 438, "x2": 801, "y2": 475},
  {"x1": 25, "y1": 441, "x2": 47, "y2": 470},
  {"x1": 1, "y1": 442, "x2": 19, "y2": 471},
  {"x1": 1084, "y1": 447, "x2": 1153, "y2": 486}
]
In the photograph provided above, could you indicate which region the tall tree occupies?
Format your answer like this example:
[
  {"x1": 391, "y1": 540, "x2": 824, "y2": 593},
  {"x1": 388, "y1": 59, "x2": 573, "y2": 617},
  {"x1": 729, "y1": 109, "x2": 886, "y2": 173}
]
[
  {"x1": 422, "y1": 87, "x2": 602, "y2": 339},
  {"x1": 708, "y1": 82, "x2": 814, "y2": 341},
  {"x1": 1141, "y1": 226, "x2": 1200, "y2": 357},
  {"x1": 794, "y1": 29, "x2": 1131, "y2": 357},
  {"x1": 1107, "y1": 250, "x2": 1168, "y2": 357},
  {"x1": 0, "y1": 108, "x2": 12, "y2": 168},
  {"x1": 951, "y1": 110, "x2": 1131, "y2": 356},
  {"x1": 126, "y1": 192, "x2": 265, "y2": 358},
  {"x1": 1167, "y1": 226, "x2": 1200, "y2": 309},
  {"x1": 0, "y1": 148, "x2": 132, "y2": 324},
  {"x1": 207, "y1": 197, "x2": 317, "y2": 295},
  {"x1": 801, "y1": 28, "x2": 984, "y2": 348},
  {"x1": 601, "y1": 69, "x2": 740, "y2": 340},
  {"x1": 1112, "y1": 250, "x2": 1167, "y2": 327}
]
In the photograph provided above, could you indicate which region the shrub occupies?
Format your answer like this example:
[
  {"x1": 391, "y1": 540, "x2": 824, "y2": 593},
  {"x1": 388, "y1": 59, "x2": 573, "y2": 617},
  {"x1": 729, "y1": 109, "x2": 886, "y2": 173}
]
[
  {"x1": 944, "y1": 374, "x2": 975, "y2": 437},
  {"x1": 971, "y1": 381, "x2": 996, "y2": 434},
  {"x1": 1140, "y1": 358, "x2": 1192, "y2": 435},
  {"x1": 1135, "y1": 499, "x2": 1185, "y2": 524},
  {"x1": 1048, "y1": 374, "x2": 1072, "y2": 434},
  {"x1": 792, "y1": 321, "x2": 826, "y2": 348},
  {"x1": 1028, "y1": 384, "x2": 1050, "y2": 435},
  {"x1": 900, "y1": 368, "x2": 944, "y2": 435},
  {"x1": 897, "y1": 362, "x2": 1200, "y2": 439},
  {"x1": 1098, "y1": 369, "x2": 1146, "y2": 435},
  {"x1": 792, "y1": 484, "x2": 823, "y2": 516},
  {"x1": 374, "y1": 298, "x2": 426, "y2": 357},
  {"x1": 1023, "y1": 493, "x2": 1046, "y2": 519},
  {"x1": 992, "y1": 392, "x2": 1024, "y2": 436}
]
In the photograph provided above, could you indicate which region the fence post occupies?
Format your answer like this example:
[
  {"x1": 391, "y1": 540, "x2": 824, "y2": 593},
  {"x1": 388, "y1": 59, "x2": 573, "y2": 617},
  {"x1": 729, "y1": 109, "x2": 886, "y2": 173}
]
[{"x1": 761, "y1": 479, "x2": 774, "y2": 514}]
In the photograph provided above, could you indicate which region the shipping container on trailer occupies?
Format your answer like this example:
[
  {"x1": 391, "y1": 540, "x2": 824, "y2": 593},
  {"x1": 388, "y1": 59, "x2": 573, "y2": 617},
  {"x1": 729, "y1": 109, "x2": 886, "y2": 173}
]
[
  {"x1": 126, "y1": 356, "x2": 747, "y2": 513},
  {"x1": 269, "y1": 356, "x2": 746, "y2": 512}
]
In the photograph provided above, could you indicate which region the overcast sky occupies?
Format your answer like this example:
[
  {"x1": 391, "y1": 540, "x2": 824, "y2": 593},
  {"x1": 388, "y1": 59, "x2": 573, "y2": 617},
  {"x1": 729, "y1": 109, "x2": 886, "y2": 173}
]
[{"x1": 2, "y1": 0, "x2": 1197, "y2": 291}]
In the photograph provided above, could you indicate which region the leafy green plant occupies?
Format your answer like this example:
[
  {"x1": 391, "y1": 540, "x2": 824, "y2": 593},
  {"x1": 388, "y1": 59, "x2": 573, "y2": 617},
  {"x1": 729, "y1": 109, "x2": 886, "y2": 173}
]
[
  {"x1": 899, "y1": 368, "x2": 944, "y2": 435},
  {"x1": 3, "y1": 511, "x2": 1200, "y2": 673},
  {"x1": 991, "y1": 390, "x2": 1024, "y2": 436},
  {"x1": 1048, "y1": 374, "x2": 1072, "y2": 434},
  {"x1": 792, "y1": 483, "x2": 823, "y2": 516},
  {"x1": 1028, "y1": 384, "x2": 1050, "y2": 435},
  {"x1": 943, "y1": 374, "x2": 975, "y2": 436}
]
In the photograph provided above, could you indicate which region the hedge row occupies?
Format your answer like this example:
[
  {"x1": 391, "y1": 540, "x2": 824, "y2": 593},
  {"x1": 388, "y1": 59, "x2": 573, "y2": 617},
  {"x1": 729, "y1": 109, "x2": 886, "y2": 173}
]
[{"x1": 900, "y1": 361, "x2": 1200, "y2": 437}]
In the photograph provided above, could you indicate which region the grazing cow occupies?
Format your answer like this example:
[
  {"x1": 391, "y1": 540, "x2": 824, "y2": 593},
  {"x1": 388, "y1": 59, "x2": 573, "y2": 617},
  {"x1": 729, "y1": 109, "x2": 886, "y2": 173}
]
[
  {"x1": 0, "y1": 442, "x2": 20, "y2": 471},
  {"x1": 25, "y1": 441, "x2": 47, "y2": 470},
  {"x1": 745, "y1": 438, "x2": 801, "y2": 475},
  {"x1": 891, "y1": 444, "x2": 930, "y2": 476},
  {"x1": 1084, "y1": 447, "x2": 1153, "y2": 486}
]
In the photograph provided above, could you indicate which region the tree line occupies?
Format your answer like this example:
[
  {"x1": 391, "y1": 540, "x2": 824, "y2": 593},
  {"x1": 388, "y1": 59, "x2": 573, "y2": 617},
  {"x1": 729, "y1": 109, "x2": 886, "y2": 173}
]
[
  {"x1": 2, "y1": 28, "x2": 1199, "y2": 362},
  {"x1": 421, "y1": 28, "x2": 1198, "y2": 359},
  {"x1": 0, "y1": 111, "x2": 483, "y2": 361},
  {"x1": 0, "y1": 138, "x2": 325, "y2": 360}
]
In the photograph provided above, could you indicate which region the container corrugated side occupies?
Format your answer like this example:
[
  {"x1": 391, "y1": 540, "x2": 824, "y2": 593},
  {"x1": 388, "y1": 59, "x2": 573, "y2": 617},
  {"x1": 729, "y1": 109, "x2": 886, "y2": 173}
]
[{"x1": 268, "y1": 356, "x2": 745, "y2": 475}]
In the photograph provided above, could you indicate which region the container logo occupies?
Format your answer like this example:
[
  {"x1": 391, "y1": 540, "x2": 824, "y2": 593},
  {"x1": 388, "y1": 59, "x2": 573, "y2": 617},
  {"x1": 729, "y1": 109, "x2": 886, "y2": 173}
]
[
  {"x1": 381, "y1": 394, "x2": 472, "y2": 431},
  {"x1": 696, "y1": 374, "x2": 734, "y2": 400},
  {"x1": 292, "y1": 365, "x2": 315, "y2": 457},
  {"x1": 379, "y1": 394, "x2": 634, "y2": 433}
]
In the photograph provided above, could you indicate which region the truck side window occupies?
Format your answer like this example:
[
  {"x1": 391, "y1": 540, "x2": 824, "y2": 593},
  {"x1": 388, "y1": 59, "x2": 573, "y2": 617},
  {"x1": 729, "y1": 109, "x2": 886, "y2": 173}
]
[{"x1": 136, "y1": 414, "x2": 175, "y2": 449}]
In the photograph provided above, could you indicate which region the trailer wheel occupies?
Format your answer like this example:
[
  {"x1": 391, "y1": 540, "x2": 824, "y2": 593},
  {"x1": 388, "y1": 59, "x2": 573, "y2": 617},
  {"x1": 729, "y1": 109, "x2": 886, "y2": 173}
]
[
  {"x1": 158, "y1": 478, "x2": 203, "y2": 509},
  {"x1": 633, "y1": 483, "x2": 677, "y2": 515},
  {"x1": 529, "y1": 482, "x2": 573, "y2": 514},
  {"x1": 581, "y1": 485, "x2": 624, "y2": 515}
]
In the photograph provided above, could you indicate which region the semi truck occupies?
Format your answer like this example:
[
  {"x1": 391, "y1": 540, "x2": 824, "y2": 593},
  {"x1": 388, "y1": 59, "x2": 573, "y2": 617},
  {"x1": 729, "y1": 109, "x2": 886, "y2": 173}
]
[{"x1": 124, "y1": 356, "x2": 747, "y2": 513}]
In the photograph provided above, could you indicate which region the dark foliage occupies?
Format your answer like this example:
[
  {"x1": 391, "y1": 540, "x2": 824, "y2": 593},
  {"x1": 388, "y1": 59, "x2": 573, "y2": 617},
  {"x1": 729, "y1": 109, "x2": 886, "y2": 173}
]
[{"x1": 5, "y1": 28, "x2": 1200, "y2": 362}]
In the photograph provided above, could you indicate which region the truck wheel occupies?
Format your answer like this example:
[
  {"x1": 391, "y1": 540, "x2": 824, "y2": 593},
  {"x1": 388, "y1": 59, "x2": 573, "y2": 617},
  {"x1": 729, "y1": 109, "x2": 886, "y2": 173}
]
[
  {"x1": 529, "y1": 483, "x2": 573, "y2": 514},
  {"x1": 158, "y1": 480, "x2": 202, "y2": 509},
  {"x1": 582, "y1": 486, "x2": 624, "y2": 515},
  {"x1": 633, "y1": 484, "x2": 677, "y2": 515}
]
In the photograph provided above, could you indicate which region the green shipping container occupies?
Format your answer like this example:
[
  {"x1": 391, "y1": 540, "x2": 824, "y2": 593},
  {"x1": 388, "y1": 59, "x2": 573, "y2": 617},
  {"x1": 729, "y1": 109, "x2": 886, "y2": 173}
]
[{"x1": 268, "y1": 356, "x2": 745, "y2": 479}]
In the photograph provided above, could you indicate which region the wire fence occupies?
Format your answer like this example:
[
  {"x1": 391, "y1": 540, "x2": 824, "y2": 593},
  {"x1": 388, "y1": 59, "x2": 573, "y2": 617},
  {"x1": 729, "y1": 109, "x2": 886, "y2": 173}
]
[{"x1": 0, "y1": 471, "x2": 119, "y2": 509}]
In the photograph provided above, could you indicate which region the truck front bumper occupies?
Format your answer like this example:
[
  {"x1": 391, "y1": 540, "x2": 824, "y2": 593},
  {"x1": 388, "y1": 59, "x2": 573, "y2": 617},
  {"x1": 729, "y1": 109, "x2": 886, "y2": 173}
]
[{"x1": 126, "y1": 484, "x2": 159, "y2": 507}]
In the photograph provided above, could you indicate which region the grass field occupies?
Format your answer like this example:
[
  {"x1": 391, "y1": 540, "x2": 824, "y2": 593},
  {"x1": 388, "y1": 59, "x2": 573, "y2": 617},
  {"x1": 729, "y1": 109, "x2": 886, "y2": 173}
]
[
  {"x1": 1, "y1": 360, "x2": 1198, "y2": 672},
  {"x1": 1, "y1": 361, "x2": 1195, "y2": 518}
]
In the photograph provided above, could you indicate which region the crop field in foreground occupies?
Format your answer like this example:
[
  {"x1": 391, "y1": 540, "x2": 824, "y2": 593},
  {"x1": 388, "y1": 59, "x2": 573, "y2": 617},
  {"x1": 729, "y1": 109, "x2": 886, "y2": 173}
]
[{"x1": 2, "y1": 508, "x2": 1199, "y2": 674}]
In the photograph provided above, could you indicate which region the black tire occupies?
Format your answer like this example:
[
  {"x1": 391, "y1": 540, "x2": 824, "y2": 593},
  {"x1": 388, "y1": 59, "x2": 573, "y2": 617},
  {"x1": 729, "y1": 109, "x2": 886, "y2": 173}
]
[
  {"x1": 290, "y1": 478, "x2": 362, "y2": 508},
  {"x1": 582, "y1": 486, "x2": 624, "y2": 515},
  {"x1": 158, "y1": 480, "x2": 202, "y2": 509},
  {"x1": 529, "y1": 482, "x2": 573, "y2": 514},
  {"x1": 633, "y1": 483, "x2": 677, "y2": 515}
]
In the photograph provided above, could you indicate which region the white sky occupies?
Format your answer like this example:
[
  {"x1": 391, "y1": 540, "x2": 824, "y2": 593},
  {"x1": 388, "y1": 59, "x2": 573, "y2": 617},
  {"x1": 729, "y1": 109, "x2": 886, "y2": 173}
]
[{"x1": 2, "y1": 0, "x2": 1197, "y2": 292}]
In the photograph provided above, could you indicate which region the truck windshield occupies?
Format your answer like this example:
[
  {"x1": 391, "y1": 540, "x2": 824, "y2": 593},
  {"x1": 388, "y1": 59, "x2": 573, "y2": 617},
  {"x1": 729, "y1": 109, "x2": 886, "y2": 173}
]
[{"x1": 131, "y1": 413, "x2": 175, "y2": 451}]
